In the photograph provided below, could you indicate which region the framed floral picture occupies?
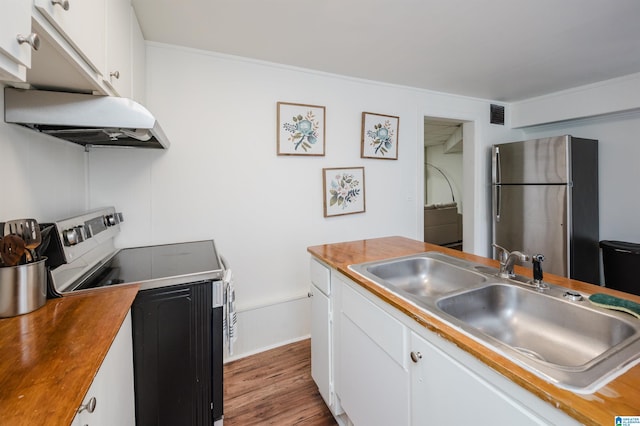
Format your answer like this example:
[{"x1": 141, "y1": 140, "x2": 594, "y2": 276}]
[
  {"x1": 322, "y1": 167, "x2": 366, "y2": 217},
  {"x1": 277, "y1": 102, "x2": 326, "y2": 156},
  {"x1": 361, "y1": 112, "x2": 400, "y2": 159}
]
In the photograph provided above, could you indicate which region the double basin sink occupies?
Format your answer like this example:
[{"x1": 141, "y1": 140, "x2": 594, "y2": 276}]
[{"x1": 349, "y1": 252, "x2": 640, "y2": 393}]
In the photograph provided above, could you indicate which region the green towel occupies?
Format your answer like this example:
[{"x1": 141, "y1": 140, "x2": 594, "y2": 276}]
[{"x1": 588, "y1": 293, "x2": 640, "y2": 319}]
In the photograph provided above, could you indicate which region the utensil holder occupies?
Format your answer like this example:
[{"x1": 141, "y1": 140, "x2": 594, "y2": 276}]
[{"x1": 0, "y1": 258, "x2": 47, "y2": 318}]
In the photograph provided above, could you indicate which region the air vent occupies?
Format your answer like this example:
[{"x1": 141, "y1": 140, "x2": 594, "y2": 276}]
[{"x1": 490, "y1": 104, "x2": 505, "y2": 125}]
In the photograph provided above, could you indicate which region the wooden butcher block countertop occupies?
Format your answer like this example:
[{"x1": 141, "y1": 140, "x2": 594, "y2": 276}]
[
  {"x1": 0, "y1": 285, "x2": 139, "y2": 425},
  {"x1": 308, "y1": 236, "x2": 640, "y2": 425}
]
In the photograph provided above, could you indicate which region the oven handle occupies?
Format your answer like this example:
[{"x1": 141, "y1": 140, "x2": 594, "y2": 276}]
[
  {"x1": 212, "y1": 255, "x2": 231, "y2": 308},
  {"x1": 220, "y1": 260, "x2": 237, "y2": 356}
]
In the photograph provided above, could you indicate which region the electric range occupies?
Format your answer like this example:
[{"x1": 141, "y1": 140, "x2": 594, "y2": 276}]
[{"x1": 44, "y1": 207, "x2": 226, "y2": 425}]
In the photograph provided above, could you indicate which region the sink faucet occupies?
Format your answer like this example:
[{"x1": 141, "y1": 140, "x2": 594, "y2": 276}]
[
  {"x1": 532, "y1": 254, "x2": 544, "y2": 283},
  {"x1": 492, "y1": 244, "x2": 530, "y2": 278},
  {"x1": 531, "y1": 254, "x2": 549, "y2": 290}
]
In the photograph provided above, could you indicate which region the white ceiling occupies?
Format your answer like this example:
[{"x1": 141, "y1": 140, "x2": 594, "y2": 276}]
[
  {"x1": 424, "y1": 118, "x2": 462, "y2": 149},
  {"x1": 131, "y1": 0, "x2": 640, "y2": 102}
]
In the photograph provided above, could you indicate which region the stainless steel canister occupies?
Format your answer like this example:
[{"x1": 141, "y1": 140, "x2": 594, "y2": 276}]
[{"x1": 0, "y1": 258, "x2": 47, "y2": 318}]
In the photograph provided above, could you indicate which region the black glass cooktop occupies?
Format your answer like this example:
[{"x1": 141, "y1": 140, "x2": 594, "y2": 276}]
[{"x1": 74, "y1": 240, "x2": 225, "y2": 291}]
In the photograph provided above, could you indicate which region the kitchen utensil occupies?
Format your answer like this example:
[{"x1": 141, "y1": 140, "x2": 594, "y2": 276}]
[
  {"x1": 35, "y1": 225, "x2": 54, "y2": 260},
  {"x1": 5, "y1": 219, "x2": 41, "y2": 262},
  {"x1": 0, "y1": 234, "x2": 26, "y2": 267},
  {"x1": 0, "y1": 257, "x2": 47, "y2": 317}
]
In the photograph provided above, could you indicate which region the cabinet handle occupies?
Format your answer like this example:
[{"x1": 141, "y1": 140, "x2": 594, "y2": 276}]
[
  {"x1": 307, "y1": 291, "x2": 313, "y2": 298},
  {"x1": 78, "y1": 396, "x2": 97, "y2": 414},
  {"x1": 51, "y1": 0, "x2": 70, "y2": 11},
  {"x1": 110, "y1": 70, "x2": 120, "y2": 80},
  {"x1": 410, "y1": 351, "x2": 422, "y2": 363},
  {"x1": 16, "y1": 33, "x2": 40, "y2": 51}
]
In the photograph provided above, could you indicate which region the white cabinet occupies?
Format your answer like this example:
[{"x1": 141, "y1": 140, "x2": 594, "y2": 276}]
[
  {"x1": 336, "y1": 276, "x2": 409, "y2": 426},
  {"x1": 104, "y1": 0, "x2": 132, "y2": 97},
  {"x1": 33, "y1": 0, "x2": 106, "y2": 74},
  {"x1": 310, "y1": 259, "x2": 330, "y2": 405},
  {"x1": 130, "y1": 6, "x2": 146, "y2": 104},
  {"x1": 23, "y1": 0, "x2": 145, "y2": 98},
  {"x1": 310, "y1": 259, "x2": 342, "y2": 416},
  {"x1": 311, "y1": 260, "x2": 581, "y2": 426},
  {"x1": 310, "y1": 277, "x2": 331, "y2": 405},
  {"x1": 410, "y1": 331, "x2": 546, "y2": 425},
  {"x1": 0, "y1": 0, "x2": 35, "y2": 82},
  {"x1": 72, "y1": 311, "x2": 135, "y2": 426}
]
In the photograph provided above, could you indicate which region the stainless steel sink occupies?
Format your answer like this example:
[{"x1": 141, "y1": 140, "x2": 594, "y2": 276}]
[
  {"x1": 437, "y1": 284, "x2": 638, "y2": 366},
  {"x1": 362, "y1": 255, "x2": 486, "y2": 297},
  {"x1": 349, "y1": 252, "x2": 640, "y2": 393}
]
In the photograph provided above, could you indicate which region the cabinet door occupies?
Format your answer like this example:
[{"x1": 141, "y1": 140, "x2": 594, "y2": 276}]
[
  {"x1": 338, "y1": 282, "x2": 409, "y2": 426},
  {"x1": 130, "y1": 6, "x2": 146, "y2": 104},
  {"x1": 34, "y1": 0, "x2": 106, "y2": 74},
  {"x1": 310, "y1": 284, "x2": 331, "y2": 407},
  {"x1": 0, "y1": 0, "x2": 32, "y2": 67},
  {"x1": 132, "y1": 282, "x2": 215, "y2": 426},
  {"x1": 73, "y1": 312, "x2": 135, "y2": 426},
  {"x1": 410, "y1": 331, "x2": 543, "y2": 425},
  {"x1": 104, "y1": 0, "x2": 132, "y2": 97}
]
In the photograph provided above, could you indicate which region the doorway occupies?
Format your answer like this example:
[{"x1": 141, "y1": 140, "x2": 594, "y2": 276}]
[{"x1": 423, "y1": 117, "x2": 465, "y2": 250}]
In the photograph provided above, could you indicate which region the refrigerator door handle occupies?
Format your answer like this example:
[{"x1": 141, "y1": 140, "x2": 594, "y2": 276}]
[
  {"x1": 494, "y1": 146, "x2": 501, "y2": 184},
  {"x1": 495, "y1": 185, "x2": 501, "y2": 222}
]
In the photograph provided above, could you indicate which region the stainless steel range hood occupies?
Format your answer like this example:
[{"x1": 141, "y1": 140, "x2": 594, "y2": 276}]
[{"x1": 4, "y1": 88, "x2": 170, "y2": 150}]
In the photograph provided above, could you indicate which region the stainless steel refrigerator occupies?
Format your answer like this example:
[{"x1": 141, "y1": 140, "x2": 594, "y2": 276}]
[{"x1": 492, "y1": 135, "x2": 599, "y2": 284}]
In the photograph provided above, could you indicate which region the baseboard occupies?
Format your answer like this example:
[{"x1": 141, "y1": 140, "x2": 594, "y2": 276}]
[
  {"x1": 224, "y1": 334, "x2": 311, "y2": 363},
  {"x1": 222, "y1": 295, "x2": 311, "y2": 362}
]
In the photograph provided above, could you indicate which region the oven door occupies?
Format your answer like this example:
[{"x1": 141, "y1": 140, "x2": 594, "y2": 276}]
[{"x1": 132, "y1": 279, "x2": 224, "y2": 425}]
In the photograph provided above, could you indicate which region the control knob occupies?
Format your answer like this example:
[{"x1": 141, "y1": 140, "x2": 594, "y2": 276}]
[
  {"x1": 63, "y1": 225, "x2": 88, "y2": 246},
  {"x1": 63, "y1": 228, "x2": 79, "y2": 246},
  {"x1": 104, "y1": 213, "x2": 123, "y2": 227},
  {"x1": 104, "y1": 215, "x2": 114, "y2": 227}
]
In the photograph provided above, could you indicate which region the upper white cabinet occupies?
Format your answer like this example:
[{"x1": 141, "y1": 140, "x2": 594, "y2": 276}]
[
  {"x1": 3, "y1": 0, "x2": 146, "y2": 97},
  {"x1": 130, "y1": 5, "x2": 146, "y2": 104},
  {"x1": 33, "y1": 0, "x2": 106, "y2": 74},
  {"x1": 104, "y1": 0, "x2": 132, "y2": 97},
  {"x1": 0, "y1": 0, "x2": 36, "y2": 81}
]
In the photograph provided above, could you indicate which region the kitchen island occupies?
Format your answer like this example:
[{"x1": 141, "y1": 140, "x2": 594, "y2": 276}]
[
  {"x1": 0, "y1": 285, "x2": 139, "y2": 425},
  {"x1": 308, "y1": 236, "x2": 640, "y2": 425}
]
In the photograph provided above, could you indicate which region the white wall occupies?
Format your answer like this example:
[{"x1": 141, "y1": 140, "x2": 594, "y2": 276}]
[
  {"x1": 88, "y1": 43, "x2": 518, "y2": 359},
  {"x1": 0, "y1": 84, "x2": 87, "y2": 222}
]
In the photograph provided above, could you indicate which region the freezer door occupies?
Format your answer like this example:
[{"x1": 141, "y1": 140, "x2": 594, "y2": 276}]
[
  {"x1": 493, "y1": 184, "x2": 569, "y2": 278},
  {"x1": 493, "y1": 136, "x2": 570, "y2": 184}
]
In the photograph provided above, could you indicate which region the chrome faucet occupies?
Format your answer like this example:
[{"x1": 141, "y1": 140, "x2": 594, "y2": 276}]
[{"x1": 492, "y1": 244, "x2": 530, "y2": 278}]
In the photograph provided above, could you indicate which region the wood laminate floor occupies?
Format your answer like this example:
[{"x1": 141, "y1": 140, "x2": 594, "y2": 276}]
[{"x1": 224, "y1": 339, "x2": 337, "y2": 425}]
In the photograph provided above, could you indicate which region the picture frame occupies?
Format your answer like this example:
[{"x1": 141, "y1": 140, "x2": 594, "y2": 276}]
[
  {"x1": 361, "y1": 112, "x2": 400, "y2": 159},
  {"x1": 322, "y1": 167, "x2": 366, "y2": 217},
  {"x1": 277, "y1": 102, "x2": 326, "y2": 156}
]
